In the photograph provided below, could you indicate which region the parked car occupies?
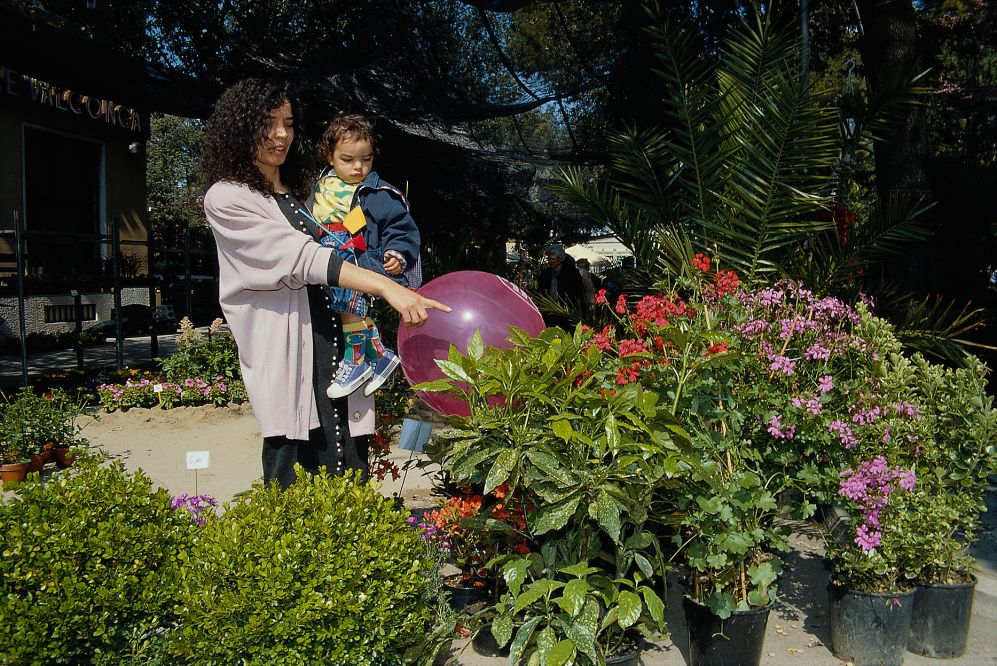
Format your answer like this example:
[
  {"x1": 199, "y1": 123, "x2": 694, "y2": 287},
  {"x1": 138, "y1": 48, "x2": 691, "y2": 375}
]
[{"x1": 87, "y1": 304, "x2": 177, "y2": 339}]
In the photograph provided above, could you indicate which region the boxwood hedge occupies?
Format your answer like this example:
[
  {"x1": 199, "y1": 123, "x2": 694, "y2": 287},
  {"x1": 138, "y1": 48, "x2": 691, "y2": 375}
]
[
  {"x1": 0, "y1": 459, "x2": 197, "y2": 664},
  {"x1": 168, "y1": 467, "x2": 435, "y2": 665}
]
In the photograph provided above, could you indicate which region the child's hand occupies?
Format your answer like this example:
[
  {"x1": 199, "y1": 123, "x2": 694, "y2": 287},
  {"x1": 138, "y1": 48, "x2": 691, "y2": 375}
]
[{"x1": 383, "y1": 256, "x2": 403, "y2": 275}]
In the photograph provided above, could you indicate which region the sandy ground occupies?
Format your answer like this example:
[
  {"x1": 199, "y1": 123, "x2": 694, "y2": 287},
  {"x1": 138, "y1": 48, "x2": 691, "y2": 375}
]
[
  {"x1": 65, "y1": 405, "x2": 997, "y2": 665},
  {"x1": 76, "y1": 402, "x2": 439, "y2": 508}
]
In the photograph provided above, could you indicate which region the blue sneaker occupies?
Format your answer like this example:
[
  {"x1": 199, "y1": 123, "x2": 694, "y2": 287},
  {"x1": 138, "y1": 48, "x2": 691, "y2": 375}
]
[
  {"x1": 363, "y1": 350, "x2": 402, "y2": 396},
  {"x1": 327, "y1": 359, "x2": 373, "y2": 399}
]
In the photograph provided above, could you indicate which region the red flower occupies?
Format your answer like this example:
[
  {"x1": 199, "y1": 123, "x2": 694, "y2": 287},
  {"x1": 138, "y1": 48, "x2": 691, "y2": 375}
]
[
  {"x1": 588, "y1": 325, "x2": 615, "y2": 352},
  {"x1": 594, "y1": 288, "x2": 608, "y2": 305},
  {"x1": 615, "y1": 360, "x2": 642, "y2": 385},
  {"x1": 615, "y1": 294, "x2": 629, "y2": 314},
  {"x1": 704, "y1": 341, "x2": 729, "y2": 356},
  {"x1": 692, "y1": 253, "x2": 712, "y2": 272},
  {"x1": 617, "y1": 338, "x2": 648, "y2": 357}
]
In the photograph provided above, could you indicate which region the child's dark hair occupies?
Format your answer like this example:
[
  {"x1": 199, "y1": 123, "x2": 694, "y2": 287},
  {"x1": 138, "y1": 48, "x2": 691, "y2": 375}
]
[{"x1": 317, "y1": 113, "x2": 377, "y2": 160}]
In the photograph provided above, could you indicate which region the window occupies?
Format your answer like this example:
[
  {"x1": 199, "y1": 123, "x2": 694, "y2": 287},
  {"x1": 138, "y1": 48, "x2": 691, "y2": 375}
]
[
  {"x1": 23, "y1": 127, "x2": 102, "y2": 276},
  {"x1": 44, "y1": 303, "x2": 96, "y2": 323}
]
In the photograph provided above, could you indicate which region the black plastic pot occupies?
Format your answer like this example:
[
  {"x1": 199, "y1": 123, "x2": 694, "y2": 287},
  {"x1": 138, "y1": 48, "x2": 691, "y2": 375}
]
[
  {"x1": 605, "y1": 647, "x2": 641, "y2": 665},
  {"x1": 471, "y1": 627, "x2": 510, "y2": 658},
  {"x1": 829, "y1": 585, "x2": 915, "y2": 666},
  {"x1": 907, "y1": 578, "x2": 976, "y2": 658},
  {"x1": 682, "y1": 596, "x2": 771, "y2": 666},
  {"x1": 444, "y1": 575, "x2": 490, "y2": 612}
]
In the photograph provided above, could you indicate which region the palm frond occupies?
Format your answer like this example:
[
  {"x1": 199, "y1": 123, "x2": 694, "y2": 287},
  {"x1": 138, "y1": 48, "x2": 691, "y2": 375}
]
[{"x1": 890, "y1": 296, "x2": 995, "y2": 366}]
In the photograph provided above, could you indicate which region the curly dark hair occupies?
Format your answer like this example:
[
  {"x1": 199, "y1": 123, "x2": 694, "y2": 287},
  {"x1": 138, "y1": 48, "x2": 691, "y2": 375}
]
[
  {"x1": 199, "y1": 78, "x2": 318, "y2": 200},
  {"x1": 317, "y1": 112, "x2": 378, "y2": 162}
]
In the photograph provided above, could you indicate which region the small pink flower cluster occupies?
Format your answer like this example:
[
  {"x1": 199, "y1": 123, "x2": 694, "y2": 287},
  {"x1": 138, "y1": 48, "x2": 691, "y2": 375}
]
[{"x1": 838, "y1": 456, "x2": 916, "y2": 551}]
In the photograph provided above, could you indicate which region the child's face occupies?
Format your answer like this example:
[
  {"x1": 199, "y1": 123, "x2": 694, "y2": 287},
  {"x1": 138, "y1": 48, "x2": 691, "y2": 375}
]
[{"x1": 331, "y1": 136, "x2": 374, "y2": 184}]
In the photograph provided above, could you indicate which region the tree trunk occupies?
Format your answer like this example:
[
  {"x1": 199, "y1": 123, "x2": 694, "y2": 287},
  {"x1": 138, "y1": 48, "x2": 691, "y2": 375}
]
[{"x1": 856, "y1": 0, "x2": 936, "y2": 292}]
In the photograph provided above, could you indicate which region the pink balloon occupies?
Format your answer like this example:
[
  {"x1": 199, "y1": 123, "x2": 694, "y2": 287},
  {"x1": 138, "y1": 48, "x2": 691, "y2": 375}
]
[{"x1": 397, "y1": 270, "x2": 545, "y2": 416}]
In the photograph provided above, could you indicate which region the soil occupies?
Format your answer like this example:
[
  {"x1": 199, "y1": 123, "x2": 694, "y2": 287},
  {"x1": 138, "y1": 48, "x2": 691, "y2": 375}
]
[{"x1": 74, "y1": 402, "x2": 441, "y2": 507}]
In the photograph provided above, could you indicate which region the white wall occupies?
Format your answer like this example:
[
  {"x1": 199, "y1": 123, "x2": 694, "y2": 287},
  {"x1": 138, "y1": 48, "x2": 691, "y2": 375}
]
[{"x1": 0, "y1": 288, "x2": 149, "y2": 338}]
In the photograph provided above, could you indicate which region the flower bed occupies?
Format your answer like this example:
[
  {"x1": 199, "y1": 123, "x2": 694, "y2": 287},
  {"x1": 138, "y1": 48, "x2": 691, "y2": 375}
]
[{"x1": 96, "y1": 374, "x2": 248, "y2": 411}]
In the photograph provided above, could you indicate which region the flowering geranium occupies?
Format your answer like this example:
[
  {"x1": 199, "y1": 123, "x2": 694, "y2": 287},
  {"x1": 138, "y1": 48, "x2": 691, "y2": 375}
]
[
  {"x1": 583, "y1": 256, "x2": 940, "y2": 611},
  {"x1": 413, "y1": 484, "x2": 530, "y2": 588}
]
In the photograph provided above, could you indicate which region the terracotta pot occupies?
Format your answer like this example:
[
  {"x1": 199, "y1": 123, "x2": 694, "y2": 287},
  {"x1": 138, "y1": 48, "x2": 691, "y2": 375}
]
[
  {"x1": 0, "y1": 462, "x2": 28, "y2": 486},
  {"x1": 52, "y1": 446, "x2": 74, "y2": 469},
  {"x1": 26, "y1": 452, "x2": 48, "y2": 474}
]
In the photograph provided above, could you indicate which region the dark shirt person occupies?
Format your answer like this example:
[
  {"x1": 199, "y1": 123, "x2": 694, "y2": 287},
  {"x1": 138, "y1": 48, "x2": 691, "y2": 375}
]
[{"x1": 536, "y1": 244, "x2": 584, "y2": 329}]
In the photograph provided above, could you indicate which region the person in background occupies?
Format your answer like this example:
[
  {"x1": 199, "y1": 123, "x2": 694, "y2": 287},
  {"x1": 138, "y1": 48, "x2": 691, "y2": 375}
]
[
  {"x1": 199, "y1": 78, "x2": 448, "y2": 490},
  {"x1": 311, "y1": 113, "x2": 421, "y2": 400},
  {"x1": 536, "y1": 243, "x2": 584, "y2": 329},
  {"x1": 575, "y1": 257, "x2": 597, "y2": 313}
]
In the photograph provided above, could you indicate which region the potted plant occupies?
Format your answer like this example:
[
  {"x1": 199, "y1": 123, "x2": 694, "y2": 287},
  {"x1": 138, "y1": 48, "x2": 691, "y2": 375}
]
[
  {"x1": 0, "y1": 429, "x2": 29, "y2": 485},
  {"x1": 821, "y1": 346, "x2": 929, "y2": 666},
  {"x1": 900, "y1": 353, "x2": 997, "y2": 658},
  {"x1": 481, "y1": 554, "x2": 664, "y2": 665},
  {"x1": 0, "y1": 388, "x2": 50, "y2": 476},
  {"x1": 419, "y1": 327, "x2": 683, "y2": 664},
  {"x1": 410, "y1": 485, "x2": 529, "y2": 611},
  {"x1": 597, "y1": 259, "x2": 801, "y2": 666}
]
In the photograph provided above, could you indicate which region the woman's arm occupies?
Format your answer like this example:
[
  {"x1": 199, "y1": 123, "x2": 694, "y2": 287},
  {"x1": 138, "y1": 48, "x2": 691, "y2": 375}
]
[{"x1": 337, "y1": 262, "x2": 449, "y2": 324}]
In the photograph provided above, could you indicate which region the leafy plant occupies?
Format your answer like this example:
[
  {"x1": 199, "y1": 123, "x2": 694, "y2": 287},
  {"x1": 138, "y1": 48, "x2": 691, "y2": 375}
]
[
  {"x1": 902, "y1": 353, "x2": 997, "y2": 584},
  {"x1": 482, "y1": 555, "x2": 665, "y2": 665},
  {"x1": 419, "y1": 327, "x2": 686, "y2": 659},
  {"x1": 157, "y1": 317, "x2": 241, "y2": 382},
  {"x1": 0, "y1": 456, "x2": 198, "y2": 664},
  {"x1": 168, "y1": 467, "x2": 435, "y2": 665}
]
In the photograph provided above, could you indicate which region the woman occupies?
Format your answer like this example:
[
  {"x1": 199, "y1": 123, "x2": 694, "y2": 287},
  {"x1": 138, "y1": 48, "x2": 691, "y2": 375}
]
[{"x1": 199, "y1": 78, "x2": 447, "y2": 489}]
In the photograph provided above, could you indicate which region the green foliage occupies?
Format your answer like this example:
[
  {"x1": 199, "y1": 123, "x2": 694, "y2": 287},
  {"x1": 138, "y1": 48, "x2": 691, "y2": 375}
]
[
  {"x1": 556, "y1": 6, "x2": 840, "y2": 286},
  {"x1": 0, "y1": 458, "x2": 197, "y2": 664},
  {"x1": 0, "y1": 387, "x2": 91, "y2": 460},
  {"x1": 168, "y1": 468, "x2": 434, "y2": 665},
  {"x1": 484, "y1": 554, "x2": 666, "y2": 665},
  {"x1": 421, "y1": 327, "x2": 685, "y2": 657},
  {"x1": 904, "y1": 354, "x2": 997, "y2": 583},
  {"x1": 158, "y1": 317, "x2": 241, "y2": 383}
]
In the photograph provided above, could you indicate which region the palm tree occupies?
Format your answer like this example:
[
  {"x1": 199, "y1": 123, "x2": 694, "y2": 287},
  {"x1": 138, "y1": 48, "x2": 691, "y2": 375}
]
[{"x1": 555, "y1": 1, "x2": 989, "y2": 364}]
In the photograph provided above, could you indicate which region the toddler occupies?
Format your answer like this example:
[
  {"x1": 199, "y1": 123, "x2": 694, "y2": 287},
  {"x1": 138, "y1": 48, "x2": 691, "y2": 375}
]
[{"x1": 312, "y1": 113, "x2": 421, "y2": 399}]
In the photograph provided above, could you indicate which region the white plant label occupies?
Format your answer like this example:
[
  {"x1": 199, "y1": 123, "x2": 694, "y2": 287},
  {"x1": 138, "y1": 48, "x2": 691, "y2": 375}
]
[{"x1": 185, "y1": 451, "x2": 210, "y2": 470}]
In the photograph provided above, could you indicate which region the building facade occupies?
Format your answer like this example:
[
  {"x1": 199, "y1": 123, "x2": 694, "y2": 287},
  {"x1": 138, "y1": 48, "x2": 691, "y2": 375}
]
[{"x1": 0, "y1": 62, "x2": 151, "y2": 340}]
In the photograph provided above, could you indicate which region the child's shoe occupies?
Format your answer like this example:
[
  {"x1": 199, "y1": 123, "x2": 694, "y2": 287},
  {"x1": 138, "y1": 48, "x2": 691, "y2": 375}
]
[
  {"x1": 327, "y1": 359, "x2": 373, "y2": 399},
  {"x1": 363, "y1": 349, "x2": 402, "y2": 396}
]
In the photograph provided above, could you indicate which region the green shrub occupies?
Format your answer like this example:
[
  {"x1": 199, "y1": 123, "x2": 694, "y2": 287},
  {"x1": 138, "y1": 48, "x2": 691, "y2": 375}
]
[
  {"x1": 158, "y1": 317, "x2": 241, "y2": 382},
  {"x1": 0, "y1": 458, "x2": 197, "y2": 664},
  {"x1": 169, "y1": 468, "x2": 435, "y2": 665}
]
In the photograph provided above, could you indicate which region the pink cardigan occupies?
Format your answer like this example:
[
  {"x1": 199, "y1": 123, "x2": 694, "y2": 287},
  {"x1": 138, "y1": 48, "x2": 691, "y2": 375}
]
[{"x1": 205, "y1": 181, "x2": 346, "y2": 440}]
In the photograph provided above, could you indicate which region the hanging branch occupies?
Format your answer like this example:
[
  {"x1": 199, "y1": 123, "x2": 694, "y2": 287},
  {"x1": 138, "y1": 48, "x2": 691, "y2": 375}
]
[
  {"x1": 552, "y1": 0, "x2": 611, "y2": 87},
  {"x1": 476, "y1": 6, "x2": 545, "y2": 102},
  {"x1": 556, "y1": 97, "x2": 579, "y2": 153},
  {"x1": 511, "y1": 114, "x2": 539, "y2": 156}
]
